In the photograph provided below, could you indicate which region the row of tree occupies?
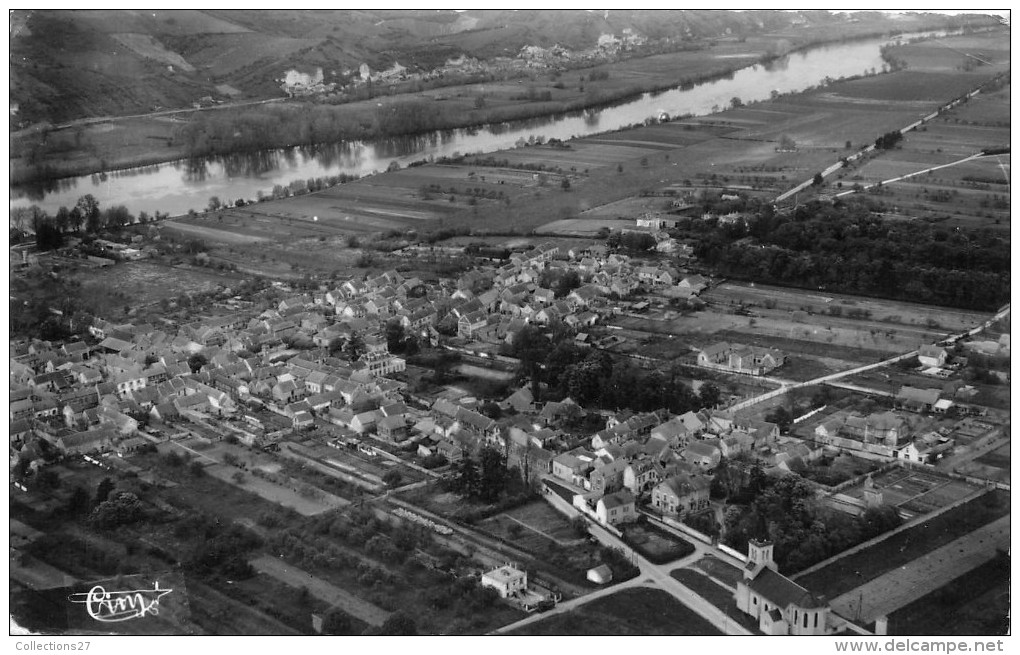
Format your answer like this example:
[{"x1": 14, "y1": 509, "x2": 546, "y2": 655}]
[
  {"x1": 694, "y1": 198, "x2": 1010, "y2": 311},
  {"x1": 12, "y1": 194, "x2": 172, "y2": 251}
]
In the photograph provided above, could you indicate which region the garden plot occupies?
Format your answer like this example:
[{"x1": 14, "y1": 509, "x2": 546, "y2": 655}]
[
  {"x1": 86, "y1": 260, "x2": 241, "y2": 303},
  {"x1": 841, "y1": 467, "x2": 978, "y2": 514}
]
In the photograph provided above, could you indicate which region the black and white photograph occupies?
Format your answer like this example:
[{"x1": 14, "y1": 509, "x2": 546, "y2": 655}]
[{"x1": 8, "y1": 7, "x2": 1012, "y2": 647}]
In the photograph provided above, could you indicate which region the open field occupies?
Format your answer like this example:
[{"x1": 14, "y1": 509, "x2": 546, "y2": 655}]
[
  {"x1": 811, "y1": 34, "x2": 1010, "y2": 231},
  {"x1": 201, "y1": 463, "x2": 347, "y2": 516},
  {"x1": 828, "y1": 515, "x2": 1009, "y2": 625},
  {"x1": 959, "y1": 442, "x2": 1011, "y2": 482},
  {"x1": 693, "y1": 555, "x2": 744, "y2": 587},
  {"x1": 794, "y1": 489, "x2": 1009, "y2": 600},
  {"x1": 704, "y1": 282, "x2": 990, "y2": 335},
  {"x1": 502, "y1": 499, "x2": 586, "y2": 544},
  {"x1": 86, "y1": 260, "x2": 242, "y2": 303},
  {"x1": 509, "y1": 587, "x2": 724, "y2": 636},
  {"x1": 251, "y1": 555, "x2": 391, "y2": 627},
  {"x1": 831, "y1": 80, "x2": 1010, "y2": 232},
  {"x1": 536, "y1": 217, "x2": 629, "y2": 236},
  {"x1": 670, "y1": 569, "x2": 762, "y2": 634},
  {"x1": 105, "y1": 28, "x2": 1011, "y2": 288},
  {"x1": 480, "y1": 509, "x2": 582, "y2": 552},
  {"x1": 606, "y1": 281, "x2": 991, "y2": 386},
  {"x1": 886, "y1": 553, "x2": 1009, "y2": 636}
]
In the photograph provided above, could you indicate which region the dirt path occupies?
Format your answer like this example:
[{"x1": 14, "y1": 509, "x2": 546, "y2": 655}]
[
  {"x1": 832, "y1": 153, "x2": 983, "y2": 198},
  {"x1": 829, "y1": 515, "x2": 1009, "y2": 624},
  {"x1": 251, "y1": 555, "x2": 390, "y2": 627}
]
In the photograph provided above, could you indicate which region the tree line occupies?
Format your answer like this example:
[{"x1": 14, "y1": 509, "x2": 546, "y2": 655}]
[
  {"x1": 693, "y1": 198, "x2": 1010, "y2": 311},
  {"x1": 12, "y1": 194, "x2": 170, "y2": 251}
]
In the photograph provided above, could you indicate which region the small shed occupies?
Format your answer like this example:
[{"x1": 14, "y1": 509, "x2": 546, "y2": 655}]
[{"x1": 587, "y1": 564, "x2": 613, "y2": 585}]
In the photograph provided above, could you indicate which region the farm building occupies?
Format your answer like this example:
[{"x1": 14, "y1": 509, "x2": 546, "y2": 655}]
[{"x1": 697, "y1": 343, "x2": 785, "y2": 376}]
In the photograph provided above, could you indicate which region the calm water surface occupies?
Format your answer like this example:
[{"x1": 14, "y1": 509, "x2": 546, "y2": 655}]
[{"x1": 11, "y1": 31, "x2": 953, "y2": 217}]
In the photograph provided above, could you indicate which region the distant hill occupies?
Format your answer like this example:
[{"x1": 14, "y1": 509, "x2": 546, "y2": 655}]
[{"x1": 10, "y1": 9, "x2": 992, "y2": 127}]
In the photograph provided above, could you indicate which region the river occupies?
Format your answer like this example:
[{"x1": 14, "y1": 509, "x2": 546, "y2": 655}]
[{"x1": 10, "y1": 30, "x2": 956, "y2": 217}]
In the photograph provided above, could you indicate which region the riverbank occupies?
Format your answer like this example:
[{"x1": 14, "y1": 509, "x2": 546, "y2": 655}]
[{"x1": 11, "y1": 17, "x2": 979, "y2": 188}]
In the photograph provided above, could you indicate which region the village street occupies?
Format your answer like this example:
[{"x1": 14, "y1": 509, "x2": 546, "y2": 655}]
[{"x1": 491, "y1": 485, "x2": 754, "y2": 635}]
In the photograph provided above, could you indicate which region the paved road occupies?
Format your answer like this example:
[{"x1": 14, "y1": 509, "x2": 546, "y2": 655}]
[{"x1": 829, "y1": 515, "x2": 1009, "y2": 624}]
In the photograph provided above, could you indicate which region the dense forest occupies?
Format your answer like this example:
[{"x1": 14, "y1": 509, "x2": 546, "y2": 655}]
[{"x1": 691, "y1": 198, "x2": 1010, "y2": 311}]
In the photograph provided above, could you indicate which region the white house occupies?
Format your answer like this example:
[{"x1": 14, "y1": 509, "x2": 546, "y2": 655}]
[
  {"x1": 595, "y1": 489, "x2": 637, "y2": 527},
  {"x1": 481, "y1": 564, "x2": 528, "y2": 599}
]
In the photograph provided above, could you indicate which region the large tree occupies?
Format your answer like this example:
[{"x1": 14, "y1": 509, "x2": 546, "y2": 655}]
[{"x1": 76, "y1": 194, "x2": 101, "y2": 233}]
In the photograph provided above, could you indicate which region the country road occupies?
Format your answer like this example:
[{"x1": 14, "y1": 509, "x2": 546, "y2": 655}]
[
  {"x1": 726, "y1": 304, "x2": 1010, "y2": 412},
  {"x1": 832, "y1": 153, "x2": 986, "y2": 199},
  {"x1": 775, "y1": 80, "x2": 993, "y2": 204},
  {"x1": 11, "y1": 96, "x2": 288, "y2": 138}
]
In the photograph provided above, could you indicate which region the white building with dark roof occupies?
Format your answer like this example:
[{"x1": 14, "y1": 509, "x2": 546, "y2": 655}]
[{"x1": 735, "y1": 539, "x2": 831, "y2": 635}]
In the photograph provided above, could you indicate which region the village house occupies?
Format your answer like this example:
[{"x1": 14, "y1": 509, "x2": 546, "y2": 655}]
[
  {"x1": 481, "y1": 564, "x2": 528, "y2": 599},
  {"x1": 682, "y1": 440, "x2": 722, "y2": 470},
  {"x1": 622, "y1": 458, "x2": 661, "y2": 495},
  {"x1": 895, "y1": 386, "x2": 941, "y2": 413},
  {"x1": 377, "y1": 414, "x2": 409, "y2": 442},
  {"x1": 458, "y1": 310, "x2": 489, "y2": 339},
  {"x1": 698, "y1": 343, "x2": 786, "y2": 376},
  {"x1": 917, "y1": 344, "x2": 949, "y2": 368},
  {"x1": 651, "y1": 474, "x2": 710, "y2": 518},
  {"x1": 551, "y1": 450, "x2": 596, "y2": 488},
  {"x1": 595, "y1": 489, "x2": 637, "y2": 527}
]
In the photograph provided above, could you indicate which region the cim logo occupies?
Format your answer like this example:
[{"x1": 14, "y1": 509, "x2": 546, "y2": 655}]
[{"x1": 69, "y1": 582, "x2": 173, "y2": 623}]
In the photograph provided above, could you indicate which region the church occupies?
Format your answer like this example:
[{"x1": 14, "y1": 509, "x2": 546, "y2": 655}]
[{"x1": 734, "y1": 539, "x2": 831, "y2": 635}]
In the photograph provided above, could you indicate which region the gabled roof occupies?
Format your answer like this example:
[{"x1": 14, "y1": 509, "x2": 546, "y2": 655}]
[
  {"x1": 600, "y1": 489, "x2": 635, "y2": 509},
  {"x1": 378, "y1": 414, "x2": 407, "y2": 430},
  {"x1": 684, "y1": 440, "x2": 721, "y2": 459},
  {"x1": 657, "y1": 473, "x2": 709, "y2": 498},
  {"x1": 918, "y1": 344, "x2": 947, "y2": 358},
  {"x1": 747, "y1": 566, "x2": 825, "y2": 610},
  {"x1": 896, "y1": 386, "x2": 940, "y2": 406}
]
